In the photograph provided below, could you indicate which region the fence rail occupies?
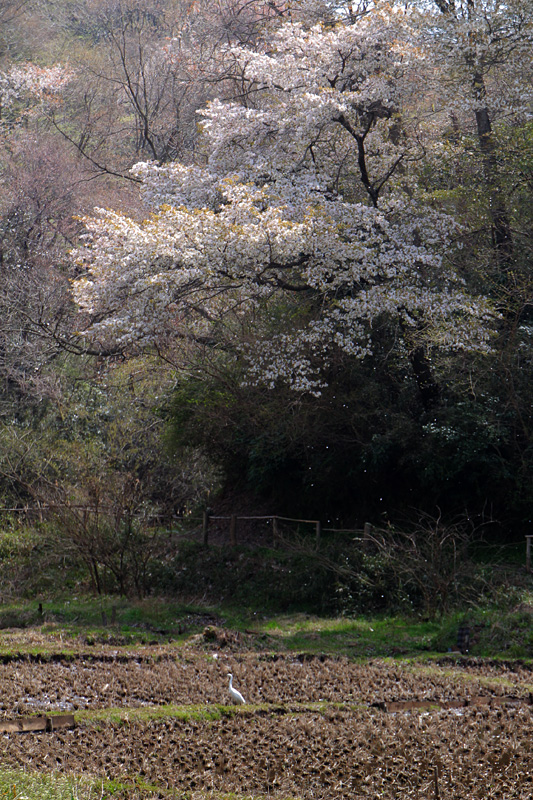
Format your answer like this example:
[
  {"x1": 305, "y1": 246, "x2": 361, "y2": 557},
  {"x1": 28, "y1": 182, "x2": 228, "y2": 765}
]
[
  {"x1": 1, "y1": 506, "x2": 532, "y2": 569},
  {"x1": 200, "y1": 511, "x2": 371, "y2": 548}
]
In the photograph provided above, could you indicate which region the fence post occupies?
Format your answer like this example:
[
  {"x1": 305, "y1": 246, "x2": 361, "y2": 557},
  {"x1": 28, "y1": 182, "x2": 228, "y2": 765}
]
[
  {"x1": 272, "y1": 516, "x2": 279, "y2": 545},
  {"x1": 230, "y1": 514, "x2": 237, "y2": 546},
  {"x1": 202, "y1": 510, "x2": 210, "y2": 547},
  {"x1": 315, "y1": 520, "x2": 321, "y2": 549}
]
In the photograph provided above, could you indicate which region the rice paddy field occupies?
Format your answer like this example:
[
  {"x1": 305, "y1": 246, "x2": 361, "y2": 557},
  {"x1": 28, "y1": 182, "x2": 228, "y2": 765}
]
[{"x1": 0, "y1": 611, "x2": 532, "y2": 799}]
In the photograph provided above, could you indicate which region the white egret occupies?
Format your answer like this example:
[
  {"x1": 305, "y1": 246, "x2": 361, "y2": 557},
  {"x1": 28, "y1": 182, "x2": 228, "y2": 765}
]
[{"x1": 227, "y1": 672, "x2": 246, "y2": 705}]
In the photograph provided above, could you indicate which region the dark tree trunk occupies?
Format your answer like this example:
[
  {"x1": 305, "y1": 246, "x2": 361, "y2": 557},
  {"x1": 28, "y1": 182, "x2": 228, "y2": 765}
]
[
  {"x1": 399, "y1": 312, "x2": 440, "y2": 411},
  {"x1": 409, "y1": 345, "x2": 440, "y2": 411},
  {"x1": 474, "y1": 94, "x2": 513, "y2": 263}
]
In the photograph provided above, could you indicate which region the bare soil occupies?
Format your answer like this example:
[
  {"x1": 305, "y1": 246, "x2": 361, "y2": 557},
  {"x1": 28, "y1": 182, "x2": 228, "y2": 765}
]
[{"x1": 1, "y1": 640, "x2": 533, "y2": 798}]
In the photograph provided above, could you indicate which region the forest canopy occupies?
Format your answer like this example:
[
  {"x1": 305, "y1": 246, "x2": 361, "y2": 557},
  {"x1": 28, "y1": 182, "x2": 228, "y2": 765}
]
[{"x1": 1, "y1": 0, "x2": 533, "y2": 531}]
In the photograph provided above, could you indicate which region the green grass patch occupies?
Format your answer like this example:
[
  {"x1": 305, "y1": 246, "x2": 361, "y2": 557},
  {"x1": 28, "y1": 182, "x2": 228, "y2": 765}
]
[
  {"x1": 75, "y1": 701, "x2": 358, "y2": 728},
  {"x1": 36, "y1": 595, "x2": 208, "y2": 637},
  {"x1": 249, "y1": 600, "x2": 533, "y2": 661},
  {"x1": 0, "y1": 769, "x2": 95, "y2": 800},
  {"x1": 256, "y1": 613, "x2": 445, "y2": 657},
  {"x1": 1, "y1": 585, "x2": 533, "y2": 661},
  {"x1": 0, "y1": 595, "x2": 220, "y2": 655},
  {"x1": 76, "y1": 703, "x2": 229, "y2": 725},
  {"x1": 100, "y1": 781, "x2": 271, "y2": 799}
]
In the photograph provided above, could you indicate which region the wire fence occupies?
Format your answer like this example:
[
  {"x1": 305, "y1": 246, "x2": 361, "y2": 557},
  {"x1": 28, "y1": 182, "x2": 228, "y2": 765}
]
[
  {"x1": 0, "y1": 504, "x2": 368, "y2": 545},
  {"x1": 197, "y1": 511, "x2": 372, "y2": 548},
  {"x1": 0, "y1": 505, "x2": 531, "y2": 569}
]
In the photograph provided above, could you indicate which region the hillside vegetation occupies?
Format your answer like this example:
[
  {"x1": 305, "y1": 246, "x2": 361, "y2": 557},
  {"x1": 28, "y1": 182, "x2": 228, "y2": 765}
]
[{"x1": 0, "y1": 0, "x2": 532, "y2": 617}]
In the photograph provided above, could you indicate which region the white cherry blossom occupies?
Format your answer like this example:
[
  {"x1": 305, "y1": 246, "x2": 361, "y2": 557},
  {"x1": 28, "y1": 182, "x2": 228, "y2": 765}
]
[{"x1": 73, "y1": 1, "x2": 500, "y2": 392}]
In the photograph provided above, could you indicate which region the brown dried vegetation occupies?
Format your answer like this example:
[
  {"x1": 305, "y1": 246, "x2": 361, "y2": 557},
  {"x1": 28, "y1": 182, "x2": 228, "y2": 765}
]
[{"x1": 1, "y1": 648, "x2": 533, "y2": 798}]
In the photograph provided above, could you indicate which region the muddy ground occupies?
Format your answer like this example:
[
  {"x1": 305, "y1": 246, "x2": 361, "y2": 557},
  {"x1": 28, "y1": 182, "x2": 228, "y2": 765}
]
[{"x1": 1, "y1": 642, "x2": 533, "y2": 798}]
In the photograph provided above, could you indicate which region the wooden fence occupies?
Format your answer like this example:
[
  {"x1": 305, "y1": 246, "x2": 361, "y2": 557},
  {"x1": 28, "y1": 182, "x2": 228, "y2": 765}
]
[
  {"x1": 1, "y1": 506, "x2": 532, "y2": 569},
  {"x1": 0, "y1": 504, "x2": 369, "y2": 547},
  {"x1": 526, "y1": 535, "x2": 533, "y2": 571},
  {"x1": 200, "y1": 511, "x2": 372, "y2": 548}
]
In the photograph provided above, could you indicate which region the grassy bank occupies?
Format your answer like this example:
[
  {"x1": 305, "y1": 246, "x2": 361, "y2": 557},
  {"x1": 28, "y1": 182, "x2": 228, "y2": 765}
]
[{"x1": 0, "y1": 592, "x2": 532, "y2": 660}]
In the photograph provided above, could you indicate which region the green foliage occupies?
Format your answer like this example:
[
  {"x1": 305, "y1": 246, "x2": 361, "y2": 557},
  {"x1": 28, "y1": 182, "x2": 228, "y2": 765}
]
[
  {"x1": 0, "y1": 518, "x2": 83, "y2": 602},
  {"x1": 148, "y1": 521, "x2": 476, "y2": 617},
  {"x1": 0, "y1": 555, "x2": 532, "y2": 658},
  {"x1": 0, "y1": 770, "x2": 94, "y2": 800},
  {"x1": 151, "y1": 541, "x2": 340, "y2": 612},
  {"x1": 166, "y1": 346, "x2": 527, "y2": 525}
]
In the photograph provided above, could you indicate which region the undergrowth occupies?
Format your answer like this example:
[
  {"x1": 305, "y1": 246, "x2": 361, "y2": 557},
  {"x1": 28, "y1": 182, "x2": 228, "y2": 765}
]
[
  {"x1": 0, "y1": 770, "x2": 94, "y2": 800},
  {"x1": 0, "y1": 516, "x2": 532, "y2": 659}
]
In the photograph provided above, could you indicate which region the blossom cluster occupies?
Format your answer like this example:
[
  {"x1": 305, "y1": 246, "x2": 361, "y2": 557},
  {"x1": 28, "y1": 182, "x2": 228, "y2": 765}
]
[
  {"x1": 72, "y1": 0, "x2": 504, "y2": 392},
  {"x1": 0, "y1": 63, "x2": 72, "y2": 119}
]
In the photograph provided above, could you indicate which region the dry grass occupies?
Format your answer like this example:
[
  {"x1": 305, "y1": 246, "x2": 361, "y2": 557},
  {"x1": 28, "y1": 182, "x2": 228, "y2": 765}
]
[{"x1": 0, "y1": 650, "x2": 532, "y2": 798}]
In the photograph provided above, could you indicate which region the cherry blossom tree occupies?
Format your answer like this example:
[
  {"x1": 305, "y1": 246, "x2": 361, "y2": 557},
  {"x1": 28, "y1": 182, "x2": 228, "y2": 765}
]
[
  {"x1": 0, "y1": 61, "x2": 71, "y2": 124},
  {"x1": 72, "y1": 1, "x2": 498, "y2": 400}
]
